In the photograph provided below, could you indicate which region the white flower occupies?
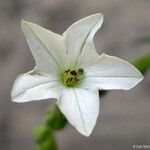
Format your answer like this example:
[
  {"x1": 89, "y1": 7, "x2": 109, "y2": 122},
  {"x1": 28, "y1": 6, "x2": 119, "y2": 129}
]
[{"x1": 11, "y1": 13, "x2": 143, "y2": 136}]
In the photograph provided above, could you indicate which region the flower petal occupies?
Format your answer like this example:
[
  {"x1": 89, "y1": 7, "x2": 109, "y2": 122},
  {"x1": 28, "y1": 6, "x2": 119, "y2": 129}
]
[
  {"x1": 11, "y1": 70, "x2": 62, "y2": 102},
  {"x1": 21, "y1": 20, "x2": 66, "y2": 74},
  {"x1": 57, "y1": 88, "x2": 99, "y2": 136},
  {"x1": 63, "y1": 13, "x2": 103, "y2": 67},
  {"x1": 82, "y1": 54, "x2": 144, "y2": 90}
]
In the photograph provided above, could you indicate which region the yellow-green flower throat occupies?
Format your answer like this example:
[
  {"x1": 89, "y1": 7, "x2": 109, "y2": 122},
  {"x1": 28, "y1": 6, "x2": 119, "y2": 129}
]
[{"x1": 61, "y1": 68, "x2": 84, "y2": 87}]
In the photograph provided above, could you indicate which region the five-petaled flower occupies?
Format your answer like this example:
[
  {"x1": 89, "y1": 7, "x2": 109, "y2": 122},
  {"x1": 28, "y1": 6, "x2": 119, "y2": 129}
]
[{"x1": 11, "y1": 13, "x2": 143, "y2": 136}]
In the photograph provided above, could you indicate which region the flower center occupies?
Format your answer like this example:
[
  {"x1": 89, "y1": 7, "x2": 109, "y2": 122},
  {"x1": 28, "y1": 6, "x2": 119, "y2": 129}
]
[{"x1": 61, "y1": 68, "x2": 84, "y2": 87}]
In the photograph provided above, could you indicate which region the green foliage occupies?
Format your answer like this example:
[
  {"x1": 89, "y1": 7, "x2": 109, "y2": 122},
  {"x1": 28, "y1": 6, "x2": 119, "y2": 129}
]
[
  {"x1": 33, "y1": 125, "x2": 51, "y2": 143},
  {"x1": 133, "y1": 36, "x2": 150, "y2": 45},
  {"x1": 33, "y1": 106, "x2": 67, "y2": 150},
  {"x1": 132, "y1": 36, "x2": 150, "y2": 73},
  {"x1": 132, "y1": 54, "x2": 150, "y2": 74},
  {"x1": 35, "y1": 135, "x2": 57, "y2": 150},
  {"x1": 45, "y1": 106, "x2": 67, "y2": 130}
]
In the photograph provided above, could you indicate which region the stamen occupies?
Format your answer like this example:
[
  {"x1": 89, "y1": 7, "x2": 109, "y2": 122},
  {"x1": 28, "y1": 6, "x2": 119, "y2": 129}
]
[
  {"x1": 70, "y1": 70, "x2": 77, "y2": 76},
  {"x1": 78, "y1": 68, "x2": 84, "y2": 75},
  {"x1": 61, "y1": 68, "x2": 84, "y2": 87},
  {"x1": 64, "y1": 69, "x2": 70, "y2": 74}
]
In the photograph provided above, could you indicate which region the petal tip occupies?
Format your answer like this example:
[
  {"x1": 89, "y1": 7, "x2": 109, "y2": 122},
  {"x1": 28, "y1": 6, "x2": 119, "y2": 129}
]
[
  {"x1": 96, "y1": 13, "x2": 104, "y2": 19},
  {"x1": 11, "y1": 98, "x2": 19, "y2": 103},
  {"x1": 82, "y1": 130, "x2": 92, "y2": 137},
  {"x1": 21, "y1": 20, "x2": 32, "y2": 30},
  {"x1": 91, "y1": 12, "x2": 104, "y2": 18},
  {"x1": 89, "y1": 13, "x2": 104, "y2": 23},
  {"x1": 21, "y1": 19, "x2": 28, "y2": 26},
  {"x1": 10, "y1": 89, "x2": 20, "y2": 103},
  {"x1": 137, "y1": 72, "x2": 144, "y2": 83},
  {"x1": 21, "y1": 20, "x2": 29, "y2": 31},
  {"x1": 78, "y1": 126, "x2": 94, "y2": 137}
]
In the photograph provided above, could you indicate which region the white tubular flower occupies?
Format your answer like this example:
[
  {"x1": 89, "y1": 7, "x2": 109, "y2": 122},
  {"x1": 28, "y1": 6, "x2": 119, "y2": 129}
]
[{"x1": 11, "y1": 13, "x2": 143, "y2": 136}]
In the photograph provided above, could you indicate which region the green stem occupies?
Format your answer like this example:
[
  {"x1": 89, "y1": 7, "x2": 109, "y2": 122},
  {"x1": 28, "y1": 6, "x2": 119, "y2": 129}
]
[{"x1": 33, "y1": 105, "x2": 67, "y2": 150}]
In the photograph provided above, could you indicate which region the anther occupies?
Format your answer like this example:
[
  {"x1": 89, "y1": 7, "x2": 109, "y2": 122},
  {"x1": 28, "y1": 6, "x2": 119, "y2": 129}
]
[
  {"x1": 70, "y1": 70, "x2": 77, "y2": 76},
  {"x1": 78, "y1": 68, "x2": 84, "y2": 75},
  {"x1": 64, "y1": 69, "x2": 70, "y2": 74}
]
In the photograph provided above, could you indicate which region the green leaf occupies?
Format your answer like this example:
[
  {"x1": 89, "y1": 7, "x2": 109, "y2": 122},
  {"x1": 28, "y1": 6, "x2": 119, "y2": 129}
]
[
  {"x1": 45, "y1": 106, "x2": 67, "y2": 130},
  {"x1": 133, "y1": 36, "x2": 150, "y2": 45},
  {"x1": 132, "y1": 54, "x2": 150, "y2": 74}
]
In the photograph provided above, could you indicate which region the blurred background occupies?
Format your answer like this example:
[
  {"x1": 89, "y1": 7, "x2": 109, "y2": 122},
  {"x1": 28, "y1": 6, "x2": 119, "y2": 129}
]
[{"x1": 0, "y1": 0, "x2": 150, "y2": 149}]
